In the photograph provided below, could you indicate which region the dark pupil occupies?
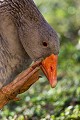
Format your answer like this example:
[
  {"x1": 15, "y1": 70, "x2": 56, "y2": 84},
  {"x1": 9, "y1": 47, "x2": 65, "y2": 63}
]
[{"x1": 43, "y1": 42, "x2": 47, "y2": 47}]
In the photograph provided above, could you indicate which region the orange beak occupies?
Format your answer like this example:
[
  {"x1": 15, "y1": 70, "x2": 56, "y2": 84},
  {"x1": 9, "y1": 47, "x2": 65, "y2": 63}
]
[{"x1": 41, "y1": 54, "x2": 58, "y2": 88}]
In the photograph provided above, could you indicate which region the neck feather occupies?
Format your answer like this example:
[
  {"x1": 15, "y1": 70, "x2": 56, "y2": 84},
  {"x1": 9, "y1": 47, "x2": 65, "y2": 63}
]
[{"x1": 0, "y1": 34, "x2": 32, "y2": 88}]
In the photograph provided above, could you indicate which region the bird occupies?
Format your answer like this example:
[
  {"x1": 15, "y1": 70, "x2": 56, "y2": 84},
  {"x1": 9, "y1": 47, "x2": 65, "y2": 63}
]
[{"x1": 0, "y1": 0, "x2": 59, "y2": 91}]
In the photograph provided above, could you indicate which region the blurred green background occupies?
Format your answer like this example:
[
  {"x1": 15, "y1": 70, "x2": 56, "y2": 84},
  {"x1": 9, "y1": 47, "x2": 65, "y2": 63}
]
[{"x1": 0, "y1": 0, "x2": 80, "y2": 119}]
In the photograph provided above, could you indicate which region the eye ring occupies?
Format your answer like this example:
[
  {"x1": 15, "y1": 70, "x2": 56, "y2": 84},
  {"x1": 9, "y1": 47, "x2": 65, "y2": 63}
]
[{"x1": 42, "y1": 41, "x2": 48, "y2": 47}]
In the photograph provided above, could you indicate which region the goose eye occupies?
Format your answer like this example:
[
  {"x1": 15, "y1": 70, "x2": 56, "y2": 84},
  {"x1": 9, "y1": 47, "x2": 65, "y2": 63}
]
[{"x1": 42, "y1": 41, "x2": 48, "y2": 47}]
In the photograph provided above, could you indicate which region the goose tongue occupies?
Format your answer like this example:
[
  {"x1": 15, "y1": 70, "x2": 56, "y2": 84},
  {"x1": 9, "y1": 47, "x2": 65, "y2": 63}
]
[{"x1": 41, "y1": 54, "x2": 58, "y2": 88}]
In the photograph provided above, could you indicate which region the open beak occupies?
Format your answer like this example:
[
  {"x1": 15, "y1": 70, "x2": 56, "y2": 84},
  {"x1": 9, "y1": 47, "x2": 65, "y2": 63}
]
[{"x1": 41, "y1": 54, "x2": 58, "y2": 88}]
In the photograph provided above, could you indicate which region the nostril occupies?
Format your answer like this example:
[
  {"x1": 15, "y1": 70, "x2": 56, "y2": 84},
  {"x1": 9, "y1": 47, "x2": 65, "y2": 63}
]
[
  {"x1": 50, "y1": 66, "x2": 53, "y2": 72},
  {"x1": 42, "y1": 41, "x2": 48, "y2": 47}
]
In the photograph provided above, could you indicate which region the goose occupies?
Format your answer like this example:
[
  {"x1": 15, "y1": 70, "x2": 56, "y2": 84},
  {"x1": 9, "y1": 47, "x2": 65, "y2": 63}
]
[{"x1": 0, "y1": 0, "x2": 59, "y2": 108}]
